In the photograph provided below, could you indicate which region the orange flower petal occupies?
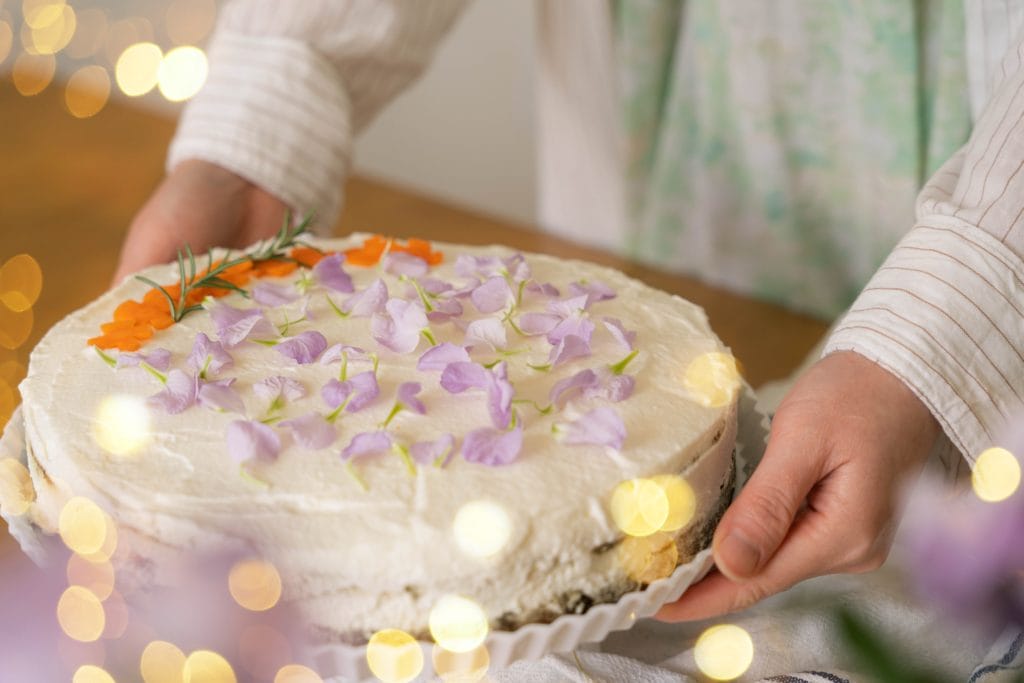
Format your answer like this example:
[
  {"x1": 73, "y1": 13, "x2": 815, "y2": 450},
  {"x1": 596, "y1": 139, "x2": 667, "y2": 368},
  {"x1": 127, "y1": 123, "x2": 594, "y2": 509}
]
[{"x1": 290, "y1": 246, "x2": 328, "y2": 268}]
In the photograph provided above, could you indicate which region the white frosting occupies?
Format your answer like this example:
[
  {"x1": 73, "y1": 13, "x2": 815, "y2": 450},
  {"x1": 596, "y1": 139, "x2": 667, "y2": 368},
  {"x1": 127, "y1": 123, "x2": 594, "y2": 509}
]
[{"x1": 14, "y1": 236, "x2": 737, "y2": 640}]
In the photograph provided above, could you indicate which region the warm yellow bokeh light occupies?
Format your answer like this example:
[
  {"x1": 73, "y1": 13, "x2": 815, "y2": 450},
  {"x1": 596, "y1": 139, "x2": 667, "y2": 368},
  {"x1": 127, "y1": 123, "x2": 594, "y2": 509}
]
[
  {"x1": 103, "y1": 18, "x2": 138, "y2": 66},
  {"x1": 81, "y1": 511, "x2": 118, "y2": 563},
  {"x1": 65, "y1": 65, "x2": 110, "y2": 118},
  {"x1": 57, "y1": 585, "x2": 106, "y2": 642},
  {"x1": 694, "y1": 624, "x2": 754, "y2": 681},
  {"x1": 22, "y1": 0, "x2": 65, "y2": 28},
  {"x1": 73, "y1": 664, "x2": 115, "y2": 683},
  {"x1": 0, "y1": 20, "x2": 13, "y2": 65},
  {"x1": 609, "y1": 478, "x2": 669, "y2": 537},
  {"x1": 91, "y1": 393, "x2": 151, "y2": 456},
  {"x1": 972, "y1": 447, "x2": 1021, "y2": 503},
  {"x1": 0, "y1": 357, "x2": 26, "y2": 385},
  {"x1": 682, "y1": 352, "x2": 741, "y2": 408},
  {"x1": 273, "y1": 664, "x2": 322, "y2": 683},
  {"x1": 101, "y1": 590, "x2": 129, "y2": 639},
  {"x1": 432, "y1": 643, "x2": 490, "y2": 682},
  {"x1": 115, "y1": 41, "x2": 161, "y2": 96},
  {"x1": 59, "y1": 497, "x2": 109, "y2": 556},
  {"x1": 157, "y1": 45, "x2": 207, "y2": 102},
  {"x1": 0, "y1": 457, "x2": 34, "y2": 516},
  {"x1": 651, "y1": 474, "x2": 696, "y2": 532},
  {"x1": 11, "y1": 51, "x2": 54, "y2": 95},
  {"x1": 618, "y1": 532, "x2": 679, "y2": 584},
  {"x1": 428, "y1": 595, "x2": 489, "y2": 654},
  {"x1": 140, "y1": 640, "x2": 186, "y2": 683},
  {"x1": 165, "y1": 0, "x2": 216, "y2": 45},
  {"x1": 183, "y1": 650, "x2": 237, "y2": 683},
  {"x1": 0, "y1": 253, "x2": 43, "y2": 312},
  {"x1": 65, "y1": 7, "x2": 107, "y2": 59},
  {"x1": 67, "y1": 553, "x2": 115, "y2": 601},
  {"x1": 228, "y1": 558, "x2": 282, "y2": 612},
  {"x1": 25, "y1": 2, "x2": 74, "y2": 55},
  {"x1": 452, "y1": 500, "x2": 512, "y2": 559},
  {"x1": 366, "y1": 629, "x2": 424, "y2": 683},
  {"x1": 0, "y1": 302, "x2": 32, "y2": 349}
]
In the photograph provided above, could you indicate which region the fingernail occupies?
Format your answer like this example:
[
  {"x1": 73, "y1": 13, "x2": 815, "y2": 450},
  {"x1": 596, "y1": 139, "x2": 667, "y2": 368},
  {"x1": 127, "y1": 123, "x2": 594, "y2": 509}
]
[{"x1": 718, "y1": 533, "x2": 761, "y2": 579}]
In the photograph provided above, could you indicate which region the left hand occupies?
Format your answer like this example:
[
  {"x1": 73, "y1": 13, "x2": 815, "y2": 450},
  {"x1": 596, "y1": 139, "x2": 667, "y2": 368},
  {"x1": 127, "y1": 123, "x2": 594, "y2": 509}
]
[{"x1": 657, "y1": 350, "x2": 940, "y2": 622}]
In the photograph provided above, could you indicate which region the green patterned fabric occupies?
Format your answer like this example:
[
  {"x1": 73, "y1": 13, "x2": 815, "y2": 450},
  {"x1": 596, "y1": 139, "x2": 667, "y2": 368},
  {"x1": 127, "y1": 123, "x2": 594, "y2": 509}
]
[{"x1": 615, "y1": 0, "x2": 970, "y2": 319}]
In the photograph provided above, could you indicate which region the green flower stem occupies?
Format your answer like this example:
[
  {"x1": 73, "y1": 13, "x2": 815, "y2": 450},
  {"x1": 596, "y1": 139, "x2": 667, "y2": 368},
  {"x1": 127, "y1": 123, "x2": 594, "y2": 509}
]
[
  {"x1": 421, "y1": 328, "x2": 438, "y2": 346},
  {"x1": 345, "y1": 462, "x2": 369, "y2": 491},
  {"x1": 239, "y1": 466, "x2": 271, "y2": 489},
  {"x1": 512, "y1": 398, "x2": 552, "y2": 415},
  {"x1": 392, "y1": 443, "x2": 417, "y2": 477},
  {"x1": 325, "y1": 294, "x2": 348, "y2": 319},
  {"x1": 141, "y1": 363, "x2": 167, "y2": 385},
  {"x1": 609, "y1": 349, "x2": 638, "y2": 375},
  {"x1": 380, "y1": 402, "x2": 403, "y2": 428},
  {"x1": 94, "y1": 347, "x2": 117, "y2": 368},
  {"x1": 402, "y1": 275, "x2": 435, "y2": 312}
]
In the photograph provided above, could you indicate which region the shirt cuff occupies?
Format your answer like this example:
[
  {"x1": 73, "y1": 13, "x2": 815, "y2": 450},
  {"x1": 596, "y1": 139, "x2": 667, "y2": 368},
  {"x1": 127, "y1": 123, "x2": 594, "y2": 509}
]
[
  {"x1": 167, "y1": 32, "x2": 351, "y2": 233},
  {"x1": 824, "y1": 216, "x2": 1024, "y2": 465}
]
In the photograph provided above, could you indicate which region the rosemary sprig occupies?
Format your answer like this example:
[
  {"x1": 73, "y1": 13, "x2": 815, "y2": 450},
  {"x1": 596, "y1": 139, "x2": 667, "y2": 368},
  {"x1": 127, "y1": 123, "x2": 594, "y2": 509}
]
[{"x1": 134, "y1": 212, "x2": 315, "y2": 323}]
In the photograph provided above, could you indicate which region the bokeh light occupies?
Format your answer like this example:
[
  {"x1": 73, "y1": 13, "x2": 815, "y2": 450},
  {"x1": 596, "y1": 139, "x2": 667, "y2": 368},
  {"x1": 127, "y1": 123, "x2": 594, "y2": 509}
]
[
  {"x1": 67, "y1": 553, "x2": 115, "y2": 601},
  {"x1": 73, "y1": 664, "x2": 115, "y2": 683},
  {"x1": 274, "y1": 664, "x2": 323, "y2": 683},
  {"x1": 0, "y1": 380, "x2": 15, "y2": 429},
  {"x1": 182, "y1": 650, "x2": 237, "y2": 683},
  {"x1": 140, "y1": 640, "x2": 186, "y2": 683},
  {"x1": 57, "y1": 585, "x2": 106, "y2": 642},
  {"x1": 81, "y1": 511, "x2": 118, "y2": 563},
  {"x1": 65, "y1": 64, "x2": 110, "y2": 118},
  {"x1": 115, "y1": 41, "x2": 161, "y2": 96},
  {"x1": 618, "y1": 532, "x2": 679, "y2": 584},
  {"x1": 452, "y1": 500, "x2": 512, "y2": 559},
  {"x1": 609, "y1": 478, "x2": 669, "y2": 537},
  {"x1": 238, "y1": 624, "x2": 292, "y2": 678},
  {"x1": 366, "y1": 629, "x2": 424, "y2": 683},
  {"x1": 0, "y1": 301, "x2": 33, "y2": 349},
  {"x1": 694, "y1": 624, "x2": 754, "y2": 681},
  {"x1": 100, "y1": 589, "x2": 129, "y2": 639},
  {"x1": 11, "y1": 50, "x2": 54, "y2": 95},
  {"x1": 165, "y1": 0, "x2": 216, "y2": 45},
  {"x1": 157, "y1": 45, "x2": 207, "y2": 102},
  {"x1": 59, "y1": 496, "x2": 109, "y2": 556},
  {"x1": 22, "y1": 0, "x2": 64, "y2": 28},
  {"x1": 651, "y1": 474, "x2": 696, "y2": 532},
  {"x1": 65, "y1": 7, "x2": 106, "y2": 59},
  {"x1": 972, "y1": 447, "x2": 1021, "y2": 503},
  {"x1": 0, "y1": 19, "x2": 13, "y2": 64},
  {"x1": 103, "y1": 17, "x2": 138, "y2": 66},
  {"x1": 428, "y1": 595, "x2": 489, "y2": 654},
  {"x1": 682, "y1": 352, "x2": 741, "y2": 408},
  {"x1": 91, "y1": 393, "x2": 151, "y2": 456},
  {"x1": 0, "y1": 253, "x2": 43, "y2": 312},
  {"x1": 24, "y1": 2, "x2": 74, "y2": 55},
  {"x1": 228, "y1": 558, "x2": 282, "y2": 612},
  {"x1": 0, "y1": 457, "x2": 34, "y2": 515},
  {"x1": 432, "y1": 643, "x2": 490, "y2": 682}
]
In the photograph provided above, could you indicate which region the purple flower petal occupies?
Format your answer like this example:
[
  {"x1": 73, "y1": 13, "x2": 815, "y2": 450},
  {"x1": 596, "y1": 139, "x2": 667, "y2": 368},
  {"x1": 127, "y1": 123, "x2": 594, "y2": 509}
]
[
  {"x1": 321, "y1": 378, "x2": 353, "y2": 410},
  {"x1": 524, "y1": 281, "x2": 560, "y2": 298},
  {"x1": 252, "y1": 281, "x2": 300, "y2": 307},
  {"x1": 549, "y1": 334, "x2": 592, "y2": 367},
  {"x1": 485, "y1": 362, "x2": 513, "y2": 429},
  {"x1": 569, "y1": 280, "x2": 616, "y2": 308},
  {"x1": 427, "y1": 298, "x2": 464, "y2": 323},
  {"x1": 275, "y1": 331, "x2": 328, "y2": 365},
  {"x1": 410, "y1": 433, "x2": 456, "y2": 465},
  {"x1": 470, "y1": 276, "x2": 513, "y2": 314},
  {"x1": 198, "y1": 379, "x2": 245, "y2": 414},
  {"x1": 586, "y1": 373, "x2": 636, "y2": 403},
  {"x1": 186, "y1": 333, "x2": 232, "y2": 376},
  {"x1": 602, "y1": 317, "x2": 636, "y2": 351},
  {"x1": 455, "y1": 254, "x2": 502, "y2": 279},
  {"x1": 345, "y1": 371, "x2": 380, "y2": 413},
  {"x1": 209, "y1": 301, "x2": 277, "y2": 347},
  {"x1": 312, "y1": 253, "x2": 354, "y2": 293},
  {"x1": 117, "y1": 347, "x2": 172, "y2": 371},
  {"x1": 462, "y1": 425, "x2": 523, "y2": 466},
  {"x1": 557, "y1": 407, "x2": 625, "y2": 450},
  {"x1": 320, "y1": 343, "x2": 368, "y2": 366},
  {"x1": 341, "y1": 431, "x2": 393, "y2": 460},
  {"x1": 382, "y1": 252, "x2": 429, "y2": 277},
  {"x1": 279, "y1": 413, "x2": 337, "y2": 449},
  {"x1": 517, "y1": 312, "x2": 560, "y2": 336},
  {"x1": 372, "y1": 298, "x2": 428, "y2": 354},
  {"x1": 417, "y1": 343, "x2": 471, "y2": 372},
  {"x1": 342, "y1": 279, "x2": 389, "y2": 317},
  {"x1": 547, "y1": 294, "x2": 590, "y2": 319},
  {"x1": 549, "y1": 369, "x2": 600, "y2": 408},
  {"x1": 147, "y1": 369, "x2": 198, "y2": 414},
  {"x1": 255, "y1": 376, "x2": 306, "y2": 403},
  {"x1": 419, "y1": 278, "x2": 454, "y2": 296},
  {"x1": 464, "y1": 317, "x2": 507, "y2": 350},
  {"x1": 502, "y1": 253, "x2": 531, "y2": 283},
  {"x1": 548, "y1": 316, "x2": 595, "y2": 345},
  {"x1": 226, "y1": 419, "x2": 281, "y2": 463},
  {"x1": 440, "y1": 362, "x2": 489, "y2": 393},
  {"x1": 397, "y1": 382, "x2": 426, "y2": 415}
]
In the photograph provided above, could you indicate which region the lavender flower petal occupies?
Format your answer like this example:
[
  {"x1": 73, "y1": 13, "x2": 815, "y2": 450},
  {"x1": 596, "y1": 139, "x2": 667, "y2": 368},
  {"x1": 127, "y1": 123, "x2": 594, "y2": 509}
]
[
  {"x1": 252, "y1": 281, "x2": 300, "y2": 307},
  {"x1": 321, "y1": 379, "x2": 353, "y2": 410},
  {"x1": 558, "y1": 407, "x2": 625, "y2": 450},
  {"x1": 586, "y1": 373, "x2": 636, "y2": 403},
  {"x1": 547, "y1": 316, "x2": 595, "y2": 345},
  {"x1": 312, "y1": 253, "x2": 354, "y2": 293},
  {"x1": 470, "y1": 276, "x2": 513, "y2": 314},
  {"x1": 455, "y1": 254, "x2": 502, "y2": 279},
  {"x1": 549, "y1": 334, "x2": 592, "y2": 367},
  {"x1": 341, "y1": 431, "x2": 393, "y2": 461},
  {"x1": 342, "y1": 279, "x2": 389, "y2": 317},
  {"x1": 280, "y1": 413, "x2": 337, "y2": 449},
  {"x1": 276, "y1": 331, "x2": 328, "y2": 365},
  {"x1": 410, "y1": 433, "x2": 456, "y2": 465},
  {"x1": 345, "y1": 371, "x2": 380, "y2": 413},
  {"x1": 547, "y1": 294, "x2": 590, "y2": 319},
  {"x1": 417, "y1": 343, "x2": 471, "y2": 372},
  {"x1": 226, "y1": 419, "x2": 281, "y2": 463},
  {"x1": 147, "y1": 369, "x2": 198, "y2": 414},
  {"x1": 198, "y1": 379, "x2": 245, "y2": 414},
  {"x1": 419, "y1": 278, "x2": 454, "y2": 296},
  {"x1": 209, "y1": 301, "x2": 278, "y2": 347},
  {"x1": 255, "y1": 376, "x2": 306, "y2": 402},
  {"x1": 117, "y1": 347, "x2": 172, "y2": 371},
  {"x1": 517, "y1": 312, "x2": 560, "y2": 336},
  {"x1": 397, "y1": 382, "x2": 426, "y2": 415},
  {"x1": 440, "y1": 362, "x2": 489, "y2": 393},
  {"x1": 485, "y1": 362, "x2": 513, "y2": 429},
  {"x1": 524, "y1": 281, "x2": 560, "y2": 298},
  {"x1": 382, "y1": 252, "x2": 429, "y2": 277},
  {"x1": 569, "y1": 280, "x2": 616, "y2": 308},
  {"x1": 186, "y1": 333, "x2": 232, "y2": 376},
  {"x1": 462, "y1": 425, "x2": 523, "y2": 466},
  {"x1": 427, "y1": 298, "x2": 464, "y2": 323},
  {"x1": 602, "y1": 317, "x2": 636, "y2": 351},
  {"x1": 372, "y1": 298, "x2": 428, "y2": 354},
  {"x1": 464, "y1": 317, "x2": 507, "y2": 350},
  {"x1": 320, "y1": 343, "x2": 368, "y2": 366},
  {"x1": 549, "y1": 369, "x2": 600, "y2": 408}
]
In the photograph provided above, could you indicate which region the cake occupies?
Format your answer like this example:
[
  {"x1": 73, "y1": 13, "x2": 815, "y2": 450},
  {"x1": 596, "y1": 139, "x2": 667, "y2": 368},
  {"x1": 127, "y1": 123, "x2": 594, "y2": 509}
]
[{"x1": 0, "y1": 229, "x2": 739, "y2": 647}]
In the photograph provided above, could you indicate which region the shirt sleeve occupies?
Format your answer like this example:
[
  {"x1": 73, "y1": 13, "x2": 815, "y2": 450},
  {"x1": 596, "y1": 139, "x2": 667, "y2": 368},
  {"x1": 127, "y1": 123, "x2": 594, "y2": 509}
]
[
  {"x1": 167, "y1": 0, "x2": 468, "y2": 232},
  {"x1": 825, "y1": 37, "x2": 1024, "y2": 470}
]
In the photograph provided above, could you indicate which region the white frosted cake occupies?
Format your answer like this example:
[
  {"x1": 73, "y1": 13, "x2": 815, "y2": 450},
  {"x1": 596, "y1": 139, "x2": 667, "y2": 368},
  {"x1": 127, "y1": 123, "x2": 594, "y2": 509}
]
[{"x1": 1, "y1": 231, "x2": 738, "y2": 644}]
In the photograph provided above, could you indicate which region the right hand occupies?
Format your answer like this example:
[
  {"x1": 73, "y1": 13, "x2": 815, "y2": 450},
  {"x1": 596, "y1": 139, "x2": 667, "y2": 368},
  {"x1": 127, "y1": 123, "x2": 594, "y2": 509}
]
[{"x1": 112, "y1": 159, "x2": 289, "y2": 285}]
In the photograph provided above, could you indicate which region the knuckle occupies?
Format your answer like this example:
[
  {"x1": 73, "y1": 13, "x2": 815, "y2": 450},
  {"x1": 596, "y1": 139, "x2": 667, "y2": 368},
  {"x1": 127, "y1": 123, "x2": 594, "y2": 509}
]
[{"x1": 734, "y1": 483, "x2": 798, "y2": 541}]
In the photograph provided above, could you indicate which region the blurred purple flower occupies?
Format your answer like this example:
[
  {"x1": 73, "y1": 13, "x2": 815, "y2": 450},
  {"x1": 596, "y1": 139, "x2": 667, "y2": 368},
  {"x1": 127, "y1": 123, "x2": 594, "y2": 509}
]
[
  {"x1": 382, "y1": 252, "x2": 429, "y2": 277},
  {"x1": 462, "y1": 424, "x2": 523, "y2": 466},
  {"x1": 209, "y1": 300, "x2": 277, "y2": 347},
  {"x1": 117, "y1": 347, "x2": 172, "y2": 371},
  {"x1": 312, "y1": 253, "x2": 354, "y2": 293},
  {"x1": 341, "y1": 431, "x2": 393, "y2": 460},
  {"x1": 275, "y1": 331, "x2": 328, "y2": 365},
  {"x1": 255, "y1": 376, "x2": 306, "y2": 403},
  {"x1": 198, "y1": 378, "x2": 245, "y2": 415},
  {"x1": 341, "y1": 278, "x2": 388, "y2": 317},
  {"x1": 471, "y1": 276, "x2": 513, "y2": 313},
  {"x1": 602, "y1": 317, "x2": 636, "y2": 351},
  {"x1": 226, "y1": 419, "x2": 280, "y2": 463},
  {"x1": 148, "y1": 369, "x2": 199, "y2": 414},
  {"x1": 372, "y1": 298, "x2": 429, "y2": 354},
  {"x1": 252, "y1": 281, "x2": 300, "y2": 307},
  {"x1": 397, "y1": 382, "x2": 426, "y2": 415},
  {"x1": 418, "y1": 343, "x2": 470, "y2": 371},
  {"x1": 410, "y1": 433, "x2": 456, "y2": 466},
  {"x1": 186, "y1": 332, "x2": 232, "y2": 376},
  {"x1": 555, "y1": 407, "x2": 626, "y2": 450},
  {"x1": 279, "y1": 412, "x2": 337, "y2": 449}
]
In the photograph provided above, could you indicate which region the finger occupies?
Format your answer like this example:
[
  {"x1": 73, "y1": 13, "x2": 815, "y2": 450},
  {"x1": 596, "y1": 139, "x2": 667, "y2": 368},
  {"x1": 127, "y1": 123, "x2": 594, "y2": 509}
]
[{"x1": 712, "y1": 418, "x2": 826, "y2": 581}]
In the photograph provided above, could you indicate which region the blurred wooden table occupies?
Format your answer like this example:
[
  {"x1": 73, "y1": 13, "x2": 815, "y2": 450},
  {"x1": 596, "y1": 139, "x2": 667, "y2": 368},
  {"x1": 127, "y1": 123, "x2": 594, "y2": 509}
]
[{"x1": 0, "y1": 77, "x2": 829, "y2": 561}]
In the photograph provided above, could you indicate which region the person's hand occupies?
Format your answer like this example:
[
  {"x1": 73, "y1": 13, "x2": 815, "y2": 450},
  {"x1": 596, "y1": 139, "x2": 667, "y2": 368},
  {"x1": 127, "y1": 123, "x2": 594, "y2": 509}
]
[
  {"x1": 112, "y1": 159, "x2": 289, "y2": 285},
  {"x1": 657, "y1": 350, "x2": 940, "y2": 621}
]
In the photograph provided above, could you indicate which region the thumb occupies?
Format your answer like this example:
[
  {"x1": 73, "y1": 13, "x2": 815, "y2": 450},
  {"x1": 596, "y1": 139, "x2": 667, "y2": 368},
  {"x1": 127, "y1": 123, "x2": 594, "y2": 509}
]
[{"x1": 713, "y1": 424, "x2": 824, "y2": 581}]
